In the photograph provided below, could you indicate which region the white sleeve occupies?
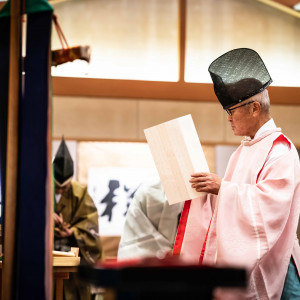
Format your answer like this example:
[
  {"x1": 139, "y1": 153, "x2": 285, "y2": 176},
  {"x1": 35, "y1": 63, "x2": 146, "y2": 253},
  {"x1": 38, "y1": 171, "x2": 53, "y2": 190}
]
[
  {"x1": 118, "y1": 181, "x2": 183, "y2": 259},
  {"x1": 117, "y1": 195, "x2": 173, "y2": 259}
]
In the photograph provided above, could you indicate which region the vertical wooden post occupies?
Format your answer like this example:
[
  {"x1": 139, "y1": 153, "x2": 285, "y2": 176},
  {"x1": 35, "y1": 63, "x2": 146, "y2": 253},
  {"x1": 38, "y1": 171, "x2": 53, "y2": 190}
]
[
  {"x1": 46, "y1": 54, "x2": 54, "y2": 300},
  {"x1": 178, "y1": 0, "x2": 187, "y2": 83},
  {"x1": 2, "y1": 0, "x2": 22, "y2": 299}
]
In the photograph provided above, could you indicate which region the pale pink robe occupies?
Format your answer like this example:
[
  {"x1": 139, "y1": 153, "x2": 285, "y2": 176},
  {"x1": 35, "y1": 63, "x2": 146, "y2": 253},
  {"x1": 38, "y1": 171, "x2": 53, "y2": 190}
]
[{"x1": 174, "y1": 128, "x2": 300, "y2": 299}]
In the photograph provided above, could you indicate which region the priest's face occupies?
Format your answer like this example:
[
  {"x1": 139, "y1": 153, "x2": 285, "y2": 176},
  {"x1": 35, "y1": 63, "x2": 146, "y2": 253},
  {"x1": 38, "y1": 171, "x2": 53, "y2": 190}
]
[
  {"x1": 55, "y1": 182, "x2": 71, "y2": 195},
  {"x1": 226, "y1": 100, "x2": 258, "y2": 138}
]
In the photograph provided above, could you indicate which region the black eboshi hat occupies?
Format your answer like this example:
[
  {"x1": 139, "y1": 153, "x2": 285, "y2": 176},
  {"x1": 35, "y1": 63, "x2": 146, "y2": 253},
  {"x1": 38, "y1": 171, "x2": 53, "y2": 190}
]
[
  {"x1": 53, "y1": 137, "x2": 74, "y2": 186},
  {"x1": 208, "y1": 48, "x2": 272, "y2": 109}
]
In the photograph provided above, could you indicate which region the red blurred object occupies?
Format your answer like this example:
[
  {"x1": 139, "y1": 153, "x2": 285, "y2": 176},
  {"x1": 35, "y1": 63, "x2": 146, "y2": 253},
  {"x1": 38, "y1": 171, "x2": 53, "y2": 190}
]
[{"x1": 96, "y1": 254, "x2": 202, "y2": 269}]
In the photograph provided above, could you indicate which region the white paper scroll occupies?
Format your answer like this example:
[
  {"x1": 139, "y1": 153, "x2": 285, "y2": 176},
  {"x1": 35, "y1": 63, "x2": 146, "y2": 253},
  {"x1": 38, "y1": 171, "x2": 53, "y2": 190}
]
[{"x1": 144, "y1": 115, "x2": 209, "y2": 205}]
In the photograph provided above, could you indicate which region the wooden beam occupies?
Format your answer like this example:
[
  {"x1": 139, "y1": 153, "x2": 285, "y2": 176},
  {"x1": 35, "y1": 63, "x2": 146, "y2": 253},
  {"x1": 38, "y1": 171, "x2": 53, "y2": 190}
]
[
  {"x1": 52, "y1": 77, "x2": 300, "y2": 105},
  {"x1": 268, "y1": 86, "x2": 300, "y2": 105},
  {"x1": 272, "y1": 0, "x2": 300, "y2": 8},
  {"x1": 256, "y1": 0, "x2": 300, "y2": 18},
  {"x1": 53, "y1": 77, "x2": 216, "y2": 101},
  {"x1": 2, "y1": 0, "x2": 21, "y2": 299},
  {"x1": 45, "y1": 61, "x2": 54, "y2": 300}
]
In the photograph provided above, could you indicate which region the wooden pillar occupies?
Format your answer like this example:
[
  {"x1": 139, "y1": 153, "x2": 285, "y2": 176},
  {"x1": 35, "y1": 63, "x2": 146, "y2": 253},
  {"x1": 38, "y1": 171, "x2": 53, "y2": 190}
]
[
  {"x1": 178, "y1": 0, "x2": 187, "y2": 83},
  {"x1": 2, "y1": 0, "x2": 22, "y2": 299}
]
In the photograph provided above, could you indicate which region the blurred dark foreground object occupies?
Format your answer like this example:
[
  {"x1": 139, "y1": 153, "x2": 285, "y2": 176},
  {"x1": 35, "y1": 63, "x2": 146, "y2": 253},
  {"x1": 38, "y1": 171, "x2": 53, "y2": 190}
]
[
  {"x1": 78, "y1": 255, "x2": 246, "y2": 300},
  {"x1": 51, "y1": 14, "x2": 91, "y2": 66}
]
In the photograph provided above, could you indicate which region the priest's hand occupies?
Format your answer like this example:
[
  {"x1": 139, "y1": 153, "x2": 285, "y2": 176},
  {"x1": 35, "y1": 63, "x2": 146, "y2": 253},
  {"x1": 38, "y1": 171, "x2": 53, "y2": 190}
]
[
  {"x1": 54, "y1": 212, "x2": 63, "y2": 226},
  {"x1": 190, "y1": 172, "x2": 221, "y2": 195},
  {"x1": 58, "y1": 227, "x2": 73, "y2": 237},
  {"x1": 55, "y1": 225, "x2": 73, "y2": 238}
]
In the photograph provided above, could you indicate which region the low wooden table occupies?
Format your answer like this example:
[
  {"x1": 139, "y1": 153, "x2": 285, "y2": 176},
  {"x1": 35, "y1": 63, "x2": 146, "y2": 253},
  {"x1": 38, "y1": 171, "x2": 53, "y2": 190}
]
[
  {"x1": 0, "y1": 253, "x2": 80, "y2": 300},
  {"x1": 53, "y1": 255, "x2": 80, "y2": 300}
]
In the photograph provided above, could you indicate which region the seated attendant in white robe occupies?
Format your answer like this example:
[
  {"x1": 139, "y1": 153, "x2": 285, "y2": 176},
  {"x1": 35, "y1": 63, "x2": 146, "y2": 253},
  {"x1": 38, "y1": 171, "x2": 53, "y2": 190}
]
[{"x1": 118, "y1": 179, "x2": 183, "y2": 259}]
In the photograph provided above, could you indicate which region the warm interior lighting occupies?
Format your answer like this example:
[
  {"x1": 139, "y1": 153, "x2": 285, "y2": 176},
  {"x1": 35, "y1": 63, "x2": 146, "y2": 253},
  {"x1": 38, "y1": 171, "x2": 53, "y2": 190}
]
[
  {"x1": 51, "y1": 0, "x2": 300, "y2": 87},
  {"x1": 51, "y1": 51, "x2": 179, "y2": 81},
  {"x1": 51, "y1": 0, "x2": 178, "y2": 82},
  {"x1": 185, "y1": 0, "x2": 300, "y2": 87}
]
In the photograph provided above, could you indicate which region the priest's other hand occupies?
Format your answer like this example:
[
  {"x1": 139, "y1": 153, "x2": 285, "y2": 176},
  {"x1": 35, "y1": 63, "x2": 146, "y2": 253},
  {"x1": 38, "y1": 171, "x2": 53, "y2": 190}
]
[{"x1": 190, "y1": 172, "x2": 221, "y2": 195}]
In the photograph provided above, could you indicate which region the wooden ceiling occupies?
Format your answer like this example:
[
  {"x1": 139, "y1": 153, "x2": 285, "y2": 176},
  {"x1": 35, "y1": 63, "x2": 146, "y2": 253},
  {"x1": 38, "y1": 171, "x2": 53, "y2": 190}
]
[
  {"x1": 46, "y1": 0, "x2": 300, "y2": 17},
  {"x1": 1, "y1": 0, "x2": 300, "y2": 16}
]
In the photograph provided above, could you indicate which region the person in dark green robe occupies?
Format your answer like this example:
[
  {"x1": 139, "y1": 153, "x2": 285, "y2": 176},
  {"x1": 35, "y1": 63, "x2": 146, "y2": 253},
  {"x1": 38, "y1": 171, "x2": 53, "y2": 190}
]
[{"x1": 53, "y1": 137, "x2": 102, "y2": 300}]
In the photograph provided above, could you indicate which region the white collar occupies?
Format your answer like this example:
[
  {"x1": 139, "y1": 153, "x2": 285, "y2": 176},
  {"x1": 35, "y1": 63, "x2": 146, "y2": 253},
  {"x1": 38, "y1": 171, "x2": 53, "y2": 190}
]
[
  {"x1": 254, "y1": 118, "x2": 276, "y2": 140},
  {"x1": 55, "y1": 193, "x2": 62, "y2": 203}
]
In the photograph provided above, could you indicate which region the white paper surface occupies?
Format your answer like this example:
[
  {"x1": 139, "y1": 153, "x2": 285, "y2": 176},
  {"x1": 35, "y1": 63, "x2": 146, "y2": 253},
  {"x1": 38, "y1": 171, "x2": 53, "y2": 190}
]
[{"x1": 144, "y1": 115, "x2": 209, "y2": 205}]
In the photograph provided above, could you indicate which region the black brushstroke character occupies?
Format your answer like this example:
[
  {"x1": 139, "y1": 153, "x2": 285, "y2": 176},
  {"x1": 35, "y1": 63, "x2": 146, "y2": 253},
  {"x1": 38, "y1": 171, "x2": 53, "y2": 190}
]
[
  {"x1": 123, "y1": 184, "x2": 139, "y2": 216},
  {"x1": 100, "y1": 180, "x2": 119, "y2": 221}
]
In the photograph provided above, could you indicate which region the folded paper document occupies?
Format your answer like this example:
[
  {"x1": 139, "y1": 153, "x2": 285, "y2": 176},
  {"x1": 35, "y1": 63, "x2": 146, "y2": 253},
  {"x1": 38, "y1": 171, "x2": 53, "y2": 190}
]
[{"x1": 144, "y1": 115, "x2": 209, "y2": 205}]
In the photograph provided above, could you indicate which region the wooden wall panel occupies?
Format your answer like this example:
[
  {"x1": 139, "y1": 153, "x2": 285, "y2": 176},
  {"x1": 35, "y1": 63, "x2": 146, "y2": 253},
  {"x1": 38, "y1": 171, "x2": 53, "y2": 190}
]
[
  {"x1": 53, "y1": 96, "x2": 300, "y2": 147},
  {"x1": 53, "y1": 96, "x2": 138, "y2": 140},
  {"x1": 138, "y1": 100, "x2": 225, "y2": 143},
  {"x1": 77, "y1": 142, "x2": 156, "y2": 184},
  {"x1": 202, "y1": 145, "x2": 215, "y2": 173},
  {"x1": 76, "y1": 142, "x2": 215, "y2": 186},
  {"x1": 271, "y1": 105, "x2": 300, "y2": 146}
]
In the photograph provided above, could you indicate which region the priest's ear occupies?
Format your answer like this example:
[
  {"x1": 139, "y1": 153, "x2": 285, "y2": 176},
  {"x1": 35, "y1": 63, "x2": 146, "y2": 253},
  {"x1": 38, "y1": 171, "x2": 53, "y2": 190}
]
[{"x1": 252, "y1": 101, "x2": 261, "y2": 116}]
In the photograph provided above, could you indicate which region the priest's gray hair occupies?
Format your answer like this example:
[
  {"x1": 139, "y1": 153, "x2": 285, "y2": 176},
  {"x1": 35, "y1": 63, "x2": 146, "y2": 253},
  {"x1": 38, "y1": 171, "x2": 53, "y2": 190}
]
[{"x1": 251, "y1": 89, "x2": 270, "y2": 114}]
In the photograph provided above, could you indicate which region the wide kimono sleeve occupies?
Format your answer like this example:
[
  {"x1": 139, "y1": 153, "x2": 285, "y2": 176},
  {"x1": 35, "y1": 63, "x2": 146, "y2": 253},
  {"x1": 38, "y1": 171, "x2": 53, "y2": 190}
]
[
  {"x1": 70, "y1": 182, "x2": 103, "y2": 264},
  {"x1": 118, "y1": 181, "x2": 183, "y2": 259},
  {"x1": 205, "y1": 147, "x2": 300, "y2": 271}
]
